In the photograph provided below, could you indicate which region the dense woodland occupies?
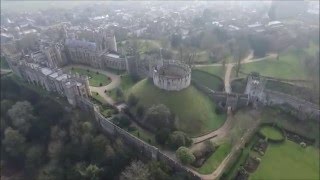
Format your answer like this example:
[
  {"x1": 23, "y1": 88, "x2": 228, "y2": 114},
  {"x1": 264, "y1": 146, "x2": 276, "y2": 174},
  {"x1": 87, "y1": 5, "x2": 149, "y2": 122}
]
[{"x1": 0, "y1": 76, "x2": 192, "y2": 180}]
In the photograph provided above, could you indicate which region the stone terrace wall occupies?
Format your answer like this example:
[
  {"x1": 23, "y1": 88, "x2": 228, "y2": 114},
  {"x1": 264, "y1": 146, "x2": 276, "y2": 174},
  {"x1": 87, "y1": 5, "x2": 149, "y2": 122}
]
[{"x1": 77, "y1": 97, "x2": 200, "y2": 180}]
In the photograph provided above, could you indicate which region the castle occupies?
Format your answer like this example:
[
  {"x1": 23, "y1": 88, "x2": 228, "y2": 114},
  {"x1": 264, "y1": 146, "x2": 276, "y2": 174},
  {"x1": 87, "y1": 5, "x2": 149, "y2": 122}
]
[{"x1": 1, "y1": 27, "x2": 190, "y2": 107}]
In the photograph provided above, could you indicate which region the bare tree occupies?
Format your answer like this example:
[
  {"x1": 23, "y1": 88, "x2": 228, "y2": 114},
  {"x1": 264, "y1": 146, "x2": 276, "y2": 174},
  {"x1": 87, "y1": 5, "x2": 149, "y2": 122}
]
[{"x1": 120, "y1": 161, "x2": 150, "y2": 180}]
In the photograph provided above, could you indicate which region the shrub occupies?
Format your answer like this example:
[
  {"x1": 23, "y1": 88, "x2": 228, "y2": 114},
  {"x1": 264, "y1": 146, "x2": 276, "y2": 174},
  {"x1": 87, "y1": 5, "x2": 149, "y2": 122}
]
[
  {"x1": 99, "y1": 83, "x2": 103, "y2": 87},
  {"x1": 176, "y1": 147, "x2": 195, "y2": 165},
  {"x1": 112, "y1": 114, "x2": 131, "y2": 128},
  {"x1": 144, "y1": 104, "x2": 174, "y2": 131},
  {"x1": 127, "y1": 126, "x2": 137, "y2": 132},
  {"x1": 116, "y1": 88, "x2": 123, "y2": 98},
  {"x1": 215, "y1": 107, "x2": 222, "y2": 114},
  {"x1": 127, "y1": 94, "x2": 139, "y2": 107},
  {"x1": 167, "y1": 131, "x2": 192, "y2": 150},
  {"x1": 155, "y1": 128, "x2": 171, "y2": 145},
  {"x1": 136, "y1": 106, "x2": 144, "y2": 117}
]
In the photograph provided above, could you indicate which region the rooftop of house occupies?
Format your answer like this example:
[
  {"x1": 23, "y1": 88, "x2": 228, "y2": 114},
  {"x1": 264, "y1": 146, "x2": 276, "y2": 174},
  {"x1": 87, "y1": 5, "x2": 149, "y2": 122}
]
[{"x1": 65, "y1": 39, "x2": 97, "y2": 51}]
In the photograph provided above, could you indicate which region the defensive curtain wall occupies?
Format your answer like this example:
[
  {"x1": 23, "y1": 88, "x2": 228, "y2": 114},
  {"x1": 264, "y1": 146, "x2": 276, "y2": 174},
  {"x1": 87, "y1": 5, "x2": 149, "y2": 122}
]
[
  {"x1": 76, "y1": 97, "x2": 201, "y2": 180},
  {"x1": 153, "y1": 60, "x2": 191, "y2": 91}
]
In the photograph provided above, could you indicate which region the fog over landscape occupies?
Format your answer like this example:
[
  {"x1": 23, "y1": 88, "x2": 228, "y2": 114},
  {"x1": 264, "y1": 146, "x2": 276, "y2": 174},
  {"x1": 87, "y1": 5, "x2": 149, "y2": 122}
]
[{"x1": 0, "y1": 1, "x2": 319, "y2": 180}]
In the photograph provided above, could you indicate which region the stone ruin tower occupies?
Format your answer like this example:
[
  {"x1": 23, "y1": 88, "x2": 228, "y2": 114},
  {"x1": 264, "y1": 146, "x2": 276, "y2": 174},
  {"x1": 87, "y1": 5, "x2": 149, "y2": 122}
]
[{"x1": 153, "y1": 60, "x2": 191, "y2": 91}]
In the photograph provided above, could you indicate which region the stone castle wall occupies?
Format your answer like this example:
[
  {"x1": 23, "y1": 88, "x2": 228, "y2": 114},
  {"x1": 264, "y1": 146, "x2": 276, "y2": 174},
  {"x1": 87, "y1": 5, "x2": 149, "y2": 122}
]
[
  {"x1": 265, "y1": 90, "x2": 320, "y2": 120},
  {"x1": 153, "y1": 61, "x2": 191, "y2": 91},
  {"x1": 77, "y1": 97, "x2": 200, "y2": 180}
]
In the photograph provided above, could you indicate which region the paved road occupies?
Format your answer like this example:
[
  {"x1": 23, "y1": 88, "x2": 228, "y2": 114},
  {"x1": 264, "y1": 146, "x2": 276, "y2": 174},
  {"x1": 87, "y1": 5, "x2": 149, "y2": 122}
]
[{"x1": 63, "y1": 64, "x2": 121, "y2": 105}]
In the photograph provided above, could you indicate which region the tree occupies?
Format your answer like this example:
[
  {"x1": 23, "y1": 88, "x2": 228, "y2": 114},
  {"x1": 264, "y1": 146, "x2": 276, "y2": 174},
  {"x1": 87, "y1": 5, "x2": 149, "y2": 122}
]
[
  {"x1": 112, "y1": 115, "x2": 131, "y2": 128},
  {"x1": 47, "y1": 140, "x2": 63, "y2": 161},
  {"x1": 249, "y1": 34, "x2": 271, "y2": 57},
  {"x1": 116, "y1": 88, "x2": 123, "y2": 98},
  {"x1": 25, "y1": 145, "x2": 45, "y2": 172},
  {"x1": 8, "y1": 101, "x2": 35, "y2": 134},
  {"x1": 3, "y1": 127, "x2": 26, "y2": 158},
  {"x1": 167, "y1": 131, "x2": 192, "y2": 150},
  {"x1": 176, "y1": 147, "x2": 195, "y2": 165},
  {"x1": 1, "y1": 99, "x2": 14, "y2": 118},
  {"x1": 233, "y1": 37, "x2": 249, "y2": 77},
  {"x1": 136, "y1": 105, "x2": 145, "y2": 117},
  {"x1": 120, "y1": 161, "x2": 150, "y2": 180},
  {"x1": 144, "y1": 104, "x2": 174, "y2": 131},
  {"x1": 76, "y1": 163, "x2": 103, "y2": 180},
  {"x1": 171, "y1": 34, "x2": 182, "y2": 48},
  {"x1": 127, "y1": 94, "x2": 139, "y2": 107},
  {"x1": 37, "y1": 163, "x2": 64, "y2": 180},
  {"x1": 155, "y1": 128, "x2": 171, "y2": 145}
]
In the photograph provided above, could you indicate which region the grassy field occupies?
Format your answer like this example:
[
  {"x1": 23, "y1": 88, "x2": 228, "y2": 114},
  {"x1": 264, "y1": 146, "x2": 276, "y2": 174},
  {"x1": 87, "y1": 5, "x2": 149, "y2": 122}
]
[
  {"x1": 109, "y1": 74, "x2": 137, "y2": 102},
  {"x1": 70, "y1": 68, "x2": 111, "y2": 87},
  {"x1": 129, "y1": 124, "x2": 157, "y2": 146},
  {"x1": 259, "y1": 126, "x2": 283, "y2": 140},
  {"x1": 192, "y1": 70, "x2": 224, "y2": 91},
  {"x1": 91, "y1": 92, "x2": 106, "y2": 104},
  {"x1": 128, "y1": 79, "x2": 226, "y2": 137},
  {"x1": 239, "y1": 44, "x2": 319, "y2": 80},
  {"x1": 195, "y1": 143, "x2": 232, "y2": 174},
  {"x1": 250, "y1": 140, "x2": 319, "y2": 180},
  {"x1": 194, "y1": 66, "x2": 225, "y2": 78}
]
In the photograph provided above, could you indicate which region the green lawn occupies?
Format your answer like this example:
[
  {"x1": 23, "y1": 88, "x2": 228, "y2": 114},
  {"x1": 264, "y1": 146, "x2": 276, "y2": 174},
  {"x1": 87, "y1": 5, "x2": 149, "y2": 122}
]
[
  {"x1": 259, "y1": 126, "x2": 283, "y2": 140},
  {"x1": 251, "y1": 140, "x2": 319, "y2": 180},
  {"x1": 91, "y1": 92, "x2": 106, "y2": 104},
  {"x1": 128, "y1": 79, "x2": 226, "y2": 137},
  {"x1": 192, "y1": 70, "x2": 223, "y2": 91},
  {"x1": 109, "y1": 74, "x2": 137, "y2": 102},
  {"x1": 194, "y1": 66, "x2": 225, "y2": 78},
  {"x1": 224, "y1": 136, "x2": 259, "y2": 180},
  {"x1": 195, "y1": 143, "x2": 232, "y2": 174},
  {"x1": 70, "y1": 68, "x2": 111, "y2": 87},
  {"x1": 240, "y1": 45, "x2": 319, "y2": 80},
  {"x1": 129, "y1": 124, "x2": 156, "y2": 146}
]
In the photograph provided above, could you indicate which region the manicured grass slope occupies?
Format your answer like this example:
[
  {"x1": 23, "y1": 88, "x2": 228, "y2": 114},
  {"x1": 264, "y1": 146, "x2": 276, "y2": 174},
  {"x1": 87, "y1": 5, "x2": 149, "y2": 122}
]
[
  {"x1": 240, "y1": 54, "x2": 307, "y2": 79},
  {"x1": 196, "y1": 143, "x2": 232, "y2": 174},
  {"x1": 259, "y1": 126, "x2": 283, "y2": 140},
  {"x1": 192, "y1": 70, "x2": 223, "y2": 90},
  {"x1": 128, "y1": 79, "x2": 226, "y2": 136},
  {"x1": 70, "y1": 68, "x2": 111, "y2": 87},
  {"x1": 251, "y1": 140, "x2": 319, "y2": 180}
]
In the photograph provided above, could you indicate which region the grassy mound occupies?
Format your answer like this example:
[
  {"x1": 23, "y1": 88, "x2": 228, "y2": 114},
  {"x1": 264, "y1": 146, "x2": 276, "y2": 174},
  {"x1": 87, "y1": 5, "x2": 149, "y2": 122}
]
[
  {"x1": 259, "y1": 126, "x2": 284, "y2": 141},
  {"x1": 70, "y1": 67, "x2": 111, "y2": 87},
  {"x1": 192, "y1": 70, "x2": 224, "y2": 91},
  {"x1": 251, "y1": 140, "x2": 319, "y2": 180},
  {"x1": 128, "y1": 79, "x2": 226, "y2": 137}
]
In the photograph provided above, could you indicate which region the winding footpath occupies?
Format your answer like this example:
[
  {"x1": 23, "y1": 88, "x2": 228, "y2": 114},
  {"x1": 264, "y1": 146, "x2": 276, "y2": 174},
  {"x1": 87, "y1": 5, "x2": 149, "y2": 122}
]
[
  {"x1": 64, "y1": 53, "x2": 277, "y2": 180},
  {"x1": 63, "y1": 64, "x2": 121, "y2": 105},
  {"x1": 189, "y1": 52, "x2": 277, "y2": 179}
]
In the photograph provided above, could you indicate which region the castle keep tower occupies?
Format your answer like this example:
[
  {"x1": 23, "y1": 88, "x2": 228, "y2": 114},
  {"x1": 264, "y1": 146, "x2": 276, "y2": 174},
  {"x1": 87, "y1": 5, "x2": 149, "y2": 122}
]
[{"x1": 153, "y1": 60, "x2": 191, "y2": 91}]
